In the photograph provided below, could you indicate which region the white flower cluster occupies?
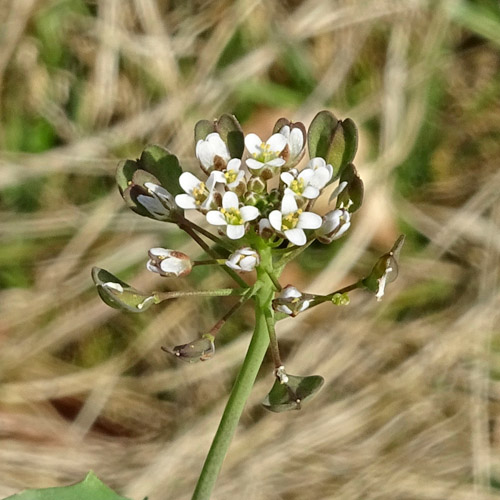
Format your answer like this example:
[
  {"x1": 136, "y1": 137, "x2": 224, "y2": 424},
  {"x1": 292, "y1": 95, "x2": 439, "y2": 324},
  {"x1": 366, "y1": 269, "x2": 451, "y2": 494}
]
[{"x1": 169, "y1": 125, "x2": 350, "y2": 246}]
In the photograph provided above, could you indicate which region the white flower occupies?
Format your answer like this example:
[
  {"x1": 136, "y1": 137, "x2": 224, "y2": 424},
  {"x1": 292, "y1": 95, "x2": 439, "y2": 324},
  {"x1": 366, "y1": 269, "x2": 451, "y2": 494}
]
[
  {"x1": 316, "y1": 209, "x2": 351, "y2": 243},
  {"x1": 273, "y1": 285, "x2": 313, "y2": 317},
  {"x1": 281, "y1": 163, "x2": 332, "y2": 200},
  {"x1": 308, "y1": 157, "x2": 333, "y2": 178},
  {"x1": 146, "y1": 248, "x2": 192, "y2": 277},
  {"x1": 226, "y1": 247, "x2": 260, "y2": 272},
  {"x1": 211, "y1": 158, "x2": 246, "y2": 189},
  {"x1": 206, "y1": 191, "x2": 259, "y2": 239},
  {"x1": 175, "y1": 172, "x2": 218, "y2": 210},
  {"x1": 279, "y1": 125, "x2": 305, "y2": 167},
  {"x1": 137, "y1": 182, "x2": 175, "y2": 220},
  {"x1": 269, "y1": 193, "x2": 322, "y2": 246},
  {"x1": 196, "y1": 133, "x2": 231, "y2": 172},
  {"x1": 245, "y1": 133, "x2": 287, "y2": 170}
]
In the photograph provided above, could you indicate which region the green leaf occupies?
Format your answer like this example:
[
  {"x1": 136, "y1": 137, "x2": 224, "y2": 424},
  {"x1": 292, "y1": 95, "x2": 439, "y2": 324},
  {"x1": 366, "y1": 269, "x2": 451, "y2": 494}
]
[
  {"x1": 4, "y1": 471, "x2": 131, "y2": 500},
  {"x1": 139, "y1": 145, "x2": 183, "y2": 196},
  {"x1": 262, "y1": 374, "x2": 324, "y2": 413},
  {"x1": 115, "y1": 159, "x2": 138, "y2": 194},
  {"x1": 307, "y1": 110, "x2": 338, "y2": 161},
  {"x1": 340, "y1": 118, "x2": 358, "y2": 166},
  {"x1": 325, "y1": 118, "x2": 358, "y2": 178},
  {"x1": 215, "y1": 114, "x2": 244, "y2": 159},
  {"x1": 335, "y1": 163, "x2": 364, "y2": 212},
  {"x1": 194, "y1": 119, "x2": 215, "y2": 143}
]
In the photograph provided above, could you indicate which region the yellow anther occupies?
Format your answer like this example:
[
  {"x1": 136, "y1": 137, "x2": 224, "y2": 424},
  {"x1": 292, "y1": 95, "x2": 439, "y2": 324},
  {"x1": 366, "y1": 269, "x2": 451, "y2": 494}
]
[{"x1": 225, "y1": 170, "x2": 238, "y2": 184}]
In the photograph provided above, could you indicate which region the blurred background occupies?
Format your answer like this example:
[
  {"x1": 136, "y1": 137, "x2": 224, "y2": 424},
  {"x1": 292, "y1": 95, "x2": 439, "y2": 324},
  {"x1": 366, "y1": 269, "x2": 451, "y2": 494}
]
[{"x1": 1, "y1": 0, "x2": 500, "y2": 498}]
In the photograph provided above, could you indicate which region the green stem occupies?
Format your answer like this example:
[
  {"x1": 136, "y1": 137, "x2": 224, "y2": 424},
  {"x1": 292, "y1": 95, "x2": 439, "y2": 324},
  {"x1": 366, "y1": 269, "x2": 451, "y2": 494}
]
[
  {"x1": 263, "y1": 307, "x2": 282, "y2": 368},
  {"x1": 193, "y1": 259, "x2": 227, "y2": 266},
  {"x1": 191, "y1": 244, "x2": 273, "y2": 500},
  {"x1": 180, "y1": 216, "x2": 234, "y2": 252},
  {"x1": 309, "y1": 281, "x2": 362, "y2": 307},
  {"x1": 154, "y1": 288, "x2": 242, "y2": 303},
  {"x1": 179, "y1": 221, "x2": 249, "y2": 289}
]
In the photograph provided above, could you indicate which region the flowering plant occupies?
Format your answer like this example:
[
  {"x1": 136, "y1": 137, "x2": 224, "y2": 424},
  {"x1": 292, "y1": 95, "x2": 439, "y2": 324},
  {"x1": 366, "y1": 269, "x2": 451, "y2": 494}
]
[{"x1": 92, "y1": 111, "x2": 403, "y2": 499}]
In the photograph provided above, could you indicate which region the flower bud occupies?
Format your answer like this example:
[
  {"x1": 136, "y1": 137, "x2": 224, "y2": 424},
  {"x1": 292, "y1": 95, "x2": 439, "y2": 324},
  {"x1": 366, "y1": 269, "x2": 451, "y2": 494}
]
[
  {"x1": 247, "y1": 176, "x2": 266, "y2": 194},
  {"x1": 272, "y1": 285, "x2": 313, "y2": 317},
  {"x1": 162, "y1": 334, "x2": 215, "y2": 363},
  {"x1": 226, "y1": 247, "x2": 260, "y2": 272},
  {"x1": 146, "y1": 248, "x2": 192, "y2": 277},
  {"x1": 116, "y1": 145, "x2": 183, "y2": 221},
  {"x1": 316, "y1": 209, "x2": 351, "y2": 243}
]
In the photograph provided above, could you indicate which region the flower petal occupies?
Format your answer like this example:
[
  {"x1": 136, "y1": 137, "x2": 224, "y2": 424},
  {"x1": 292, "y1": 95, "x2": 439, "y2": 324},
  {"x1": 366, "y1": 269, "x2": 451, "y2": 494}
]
[
  {"x1": 207, "y1": 133, "x2": 229, "y2": 158},
  {"x1": 196, "y1": 141, "x2": 215, "y2": 169},
  {"x1": 240, "y1": 256, "x2": 257, "y2": 271},
  {"x1": 226, "y1": 158, "x2": 241, "y2": 171},
  {"x1": 308, "y1": 157, "x2": 326, "y2": 169},
  {"x1": 302, "y1": 186, "x2": 320, "y2": 199},
  {"x1": 268, "y1": 210, "x2": 282, "y2": 231},
  {"x1": 266, "y1": 133, "x2": 287, "y2": 153},
  {"x1": 280, "y1": 172, "x2": 294, "y2": 186},
  {"x1": 179, "y1": 172, "x2": 201, "y2": 193},
  {"x1": 175, "y1": 194, "x2": 197, "y2": 209},
  {"x1": 288, "y1": 127, "x2": 304, "y2": 157},
  {"x1": 206, "y1": 210, "x2": 227, "y2": 226},
  {"x1": 297, "y1": 212, "x2": 322, "y2": 230},
  {"x1": 281, "y1": 193, "x2": 298, "y2": 214},
  {"x1": 309, "y1": 167, "x2": 332, "y2": 189},
  {"x1": 149, "y1": 247, "x2": 170, "y2": 258},
  {"x1": 210, "y1": 170, "x2": 226, "y2": 185},
  {"x1": 244, "y1": 133, "x2": 262, "y2": 155},
  {"x1": 226, "y1": 224, "x2": 245, "y2": 239},
  {"x1": 240, "y1": 205, "x2": 259, "y2": 222},
  {"x1": 222, "y1": 191, "x2": 239, "y2": 210},
  {"x1": 267, "y1": 158, "x2": 286, "y2": 167},
  {"x1": 160, "y1": 258, "x2": 185, "y2": 275},
  {"x1": 284, "y1": 228, "x2": 306, "y2": 246},
  {"x1": 146, "y1": 260, "x2": 161, "y2": 274},
  {"x1": 246, "y1": 158, "x2": 264, "y2": 170}
]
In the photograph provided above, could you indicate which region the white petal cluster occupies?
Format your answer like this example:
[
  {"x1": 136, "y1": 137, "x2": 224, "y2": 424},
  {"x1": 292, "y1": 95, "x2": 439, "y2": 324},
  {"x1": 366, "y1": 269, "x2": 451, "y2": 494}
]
[
  {"x1": 269, "y1": 194, "x2": 322, "y2": 246},
  {"x1": 281, "y1": 160, "x2": 332, "y2": 200},
  {"x1": 211, "y1": 158, "x2": 245, "y2": 189},
  {"x1": 175, "y1": 172, "x2": 218, "y2": 211},
  {"x1": 196, "y1": 133, "x2": 231, "y2": 172},
  {"x1": 172, "y1": 122, "x2": 354, "y2": 251},
  {"x1": 206, "y1": 192, "x2": 259, "y2": 239},
  {"x1": 317, "y1": 209, "x2": 351, "y2": 242},
  {"x1": 137, "y1": 182, "x2": 175, "y2": 220},
  {"x1": 226, "y1": 247, "x2": 260, "y2": 272},
  {"x1": 279, "y1": 125, "x2": 305, "y2": 167},
  {"x1": 245, "y1": 133, "x2": 287, "y2": 170},
  {"x1": 274, "y1": 286, "x2": 313, "y2": 317},
  {"x1": 146, "y1": 248, "x2": 192, "y2": 277}
]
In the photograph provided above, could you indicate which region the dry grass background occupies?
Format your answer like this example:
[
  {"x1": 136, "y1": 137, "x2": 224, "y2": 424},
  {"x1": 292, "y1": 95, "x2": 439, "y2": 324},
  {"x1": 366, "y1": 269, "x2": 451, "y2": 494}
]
[{"x1": 1, "y1": 0, "x2": 500, "y2": 498}]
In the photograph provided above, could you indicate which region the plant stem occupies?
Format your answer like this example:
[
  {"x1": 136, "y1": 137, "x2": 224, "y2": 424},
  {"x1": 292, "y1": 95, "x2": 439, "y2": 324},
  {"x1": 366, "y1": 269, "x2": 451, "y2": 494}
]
[
  {"x1": 309, "y1": 281, "x2": 362, "y2": 307},
  {"x1": 154, "y1": 288, "x2": 241, "y2": 303},
  {"x1": 263, "y1": 307, "x2": 282, "y2": 368},
  {"x1": 191, "y1": 244, "x2": 274, "y2": 500},
  {"x1": 178, "y1": 221, "x2": 248, "y2": 289}
]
